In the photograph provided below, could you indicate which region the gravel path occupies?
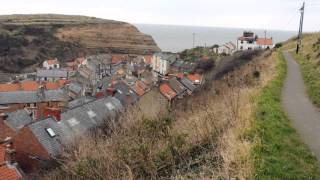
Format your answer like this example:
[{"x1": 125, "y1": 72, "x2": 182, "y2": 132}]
[{"x1": 282, "y1": 51, "x2": 320, "y2": 160}]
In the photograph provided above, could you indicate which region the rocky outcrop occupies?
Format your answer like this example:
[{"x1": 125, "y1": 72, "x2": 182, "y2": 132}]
[{"x1": 0, "y1": 14, "x2": 160, "y2": 73}]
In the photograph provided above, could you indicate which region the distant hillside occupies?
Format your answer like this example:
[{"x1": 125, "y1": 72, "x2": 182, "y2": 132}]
[{"x1": 0, "y1": 14, "x2": 160, "y2": 73}]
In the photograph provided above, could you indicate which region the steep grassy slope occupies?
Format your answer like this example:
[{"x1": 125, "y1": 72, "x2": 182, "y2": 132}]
[
  {"x1": 252, "y1": 52, "x2": 320, "y2": 179},
  {"x1": 282, "y1": 33, "x2": 320, "y2": 106},
  {"x1": 0, "y1": 14, "x2": 160, "y2": 73}
]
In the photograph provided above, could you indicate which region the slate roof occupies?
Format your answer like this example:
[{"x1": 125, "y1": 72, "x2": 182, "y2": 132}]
[
  {"x1": 168, "y1": 78, "x2": 187, "y2": 95},
  {"x1": 37, "y1": 69, "x2": 68, "y2": 78},
  {"x1": 4, "y1": 109, "x2": 33, "y2": 131},
  {"x1": 26, "y1": 96, "x2": 123, "y2": 158},
  {"x1": 0, "y1": 89, "x2": 68, "y2": 104},
  {"x1": 179, "y1": 78, "x2": 197, "y2": 92},
  {"x1": 68, "y1": 97, "x2": 96, "y2": 109},
  {"x1": 68, "y1": 83, "x2": 82, "y2": 94},
  {"x1": 114, "y1": 82, "x2": 139, "y2": 106},
  {"x1": 28, "y1": 117, "x2": 63, "y2": 157}
]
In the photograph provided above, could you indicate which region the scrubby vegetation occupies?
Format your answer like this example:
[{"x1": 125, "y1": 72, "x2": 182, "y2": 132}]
[{"x1": 251, "y1": 52, "x2": 320, "y2": 179}]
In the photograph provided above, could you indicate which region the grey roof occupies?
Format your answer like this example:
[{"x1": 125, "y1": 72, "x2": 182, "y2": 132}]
[
  {"x1": 68, "y1": 96, "x2": 96, "y2": 109},
  {"x1": 0, "y1": 89, "x2": 68, "y2": 104},
  {"x1": 179, "y1": 78, "x2": 197, "y2": 92},
  {"x1": 68, "y1": 83, "x2": 83, "y2": 94},
  {"x1": 37, "y1": 69, "x2": 69, "y2": 78},
  {"x1": 168, "y1": 78, "x2": 187, "y2": 95},
  {"x1": 4, "y1": 109, "x2": 33, "y2": 131},
  {"x1": 26, "y1": 96, "x2": 123, "y2": 158},
  {"x1": 28, "y1": 117, "x2": 64, "y2": 157},
  {"x1": 86, "y1": 54, "x2": 112, "y2": 66},
  {"x1": 114, "y1": 82, "x2": 139, "y2": 106}
]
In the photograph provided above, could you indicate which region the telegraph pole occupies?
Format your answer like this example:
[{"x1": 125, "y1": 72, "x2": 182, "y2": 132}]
[
  {"x1": 296, "y1": 2, "x2": 305, "y2": 54},
  {"x1": 192, "y1": 33, "x2": 195, "y2": 49}
]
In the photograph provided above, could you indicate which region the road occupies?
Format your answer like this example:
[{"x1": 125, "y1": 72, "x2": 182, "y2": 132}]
[{"x1": 282, "y1": 51, "x2": 320, "y2": 160}]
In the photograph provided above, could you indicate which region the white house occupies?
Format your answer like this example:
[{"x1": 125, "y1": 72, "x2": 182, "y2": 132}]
[
  {"x1": 42, "y1": 59, "x2": 60, "y2": 70},
  {"x1": 218, "y1": 42, "x2": 236, "y2": 55},
  {"x1": 152, "y1": 53, "x2": 176, "y2": 76},
  {"x1": 237, "y1": 31, "x2": 274, "y2": 51},
  {"x1": 237, "y1": 32, "x2": 257, "y2": 51}
]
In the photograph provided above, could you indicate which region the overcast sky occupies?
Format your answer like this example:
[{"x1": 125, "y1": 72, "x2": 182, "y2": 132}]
[{"x1": 1, "y1": 0, "x2": 319, "y2": 31}]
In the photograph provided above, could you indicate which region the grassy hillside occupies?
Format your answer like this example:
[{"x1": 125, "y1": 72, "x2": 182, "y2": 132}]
[
  {"x1": 282, "y1": 33, "x2": 320, "y2": 106},
  {"x1": 252, "y1": 51, "x2": 320, "y2": 179},
  {"x1": 0, "y1": 14, "x2": 160, "y2": 73}
]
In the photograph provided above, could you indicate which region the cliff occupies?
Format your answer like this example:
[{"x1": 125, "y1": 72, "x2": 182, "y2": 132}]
[{"x1": 0, "y1": 14, "x2": 160, "y2": 73}]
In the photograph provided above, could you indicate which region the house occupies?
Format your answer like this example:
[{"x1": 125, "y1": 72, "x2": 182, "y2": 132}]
[
  {"x1": 218, "y1": 42, "x2": 236, "y2": 55},
  {"x1": 170, "y1": 60, "x2": 196, "y2": 74},
  {"x1": 187, "y1": 74, "x2": 204, "y2": 85},
  {"x1": 0, "y1": 109, "x2": 33, "y2": 141},
  {"x1": 67, "y1": 82, "x2": 85, "y2": 100},
  {"x1": 42, "y1": 59, "x2": 60, "y2": 70},
  {"x1": 168, "y1": 78, "x2": 187, "y2": 98},
  {"x1": 237, "y1": 31, "x2": 257, "y2": 51},
  {"x1": 256, "y1": 38, "x2": 274, "y2": 49},
  {"x1": 78, "y1": 54, "x2": 112, "y2": 87},
  {"x1": 159, "y1": 83, "x2": 177, "y2": 101},
  {"x1": 130, "y1": 80, "x2": 149, "y2": 97},
  {"x1": 152, "y1": 53, "x2": 176, "y2": 76},
  {"x1": 178, "y1": 77, "x2": 197, "y2": 95},
  {"x1": 113, "y1": 82, "x2": 139, "y2": 106},
  {"x1": 36, "y1": 69, "x2": 69, "y2": 82},
  {"x1": 0, "y1": 141, "x2": 24, "y2": 180},
  {"x1": 13, "y1": 96, "x2": 123, "y2": 172},
  {"x1": 0, "y1": 89, "x2": 68, "y2": 120},
  {"x1": 237, "y1": 31, "x2": 274, "y2": 51}
]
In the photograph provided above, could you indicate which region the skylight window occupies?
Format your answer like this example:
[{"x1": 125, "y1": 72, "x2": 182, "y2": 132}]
[
  {"x1": 68, "y1": 118, "x2": 80, "y2": 126},
  {"x1": 105, "y1": 102, "x2": 115, "y2": 110},
  {"x1": 87, "y1": 110, "x2": 97, "y2": 118},
  {"x1": 45, "y1": 128, "x2": 56, "y2": 138},
  {"x1": 117, "y1": 90, "x2": 123, "y2": 94}
]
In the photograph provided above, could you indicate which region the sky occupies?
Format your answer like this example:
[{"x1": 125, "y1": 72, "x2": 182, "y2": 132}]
[{"x1": 0, "y1": 0, "x2": 319, "y2": 31}]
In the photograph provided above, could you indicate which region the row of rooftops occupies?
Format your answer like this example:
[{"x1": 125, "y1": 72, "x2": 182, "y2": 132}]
[
  {"x1": 0, "y1": 80, "x2": 67, "y2": 92},
  {"x1": 1, "y1": 96, "x2": 123, "y2": 159},
  {"x1": 159, "y1": 73, "x2": 203, "y2": 101}
]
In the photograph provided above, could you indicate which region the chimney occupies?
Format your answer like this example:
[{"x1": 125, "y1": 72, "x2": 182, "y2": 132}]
[{"x1": 4, "y1": 138, "x2": 17, "y2": 166}]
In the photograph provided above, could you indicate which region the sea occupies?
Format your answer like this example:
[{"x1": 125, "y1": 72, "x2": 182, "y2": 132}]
[{"x1": 135, "y1": 24, "x2": 296, "y2": 53}]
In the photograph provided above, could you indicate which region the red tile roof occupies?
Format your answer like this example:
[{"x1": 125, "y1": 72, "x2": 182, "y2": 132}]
[
  {"x1": 44, "y1": 82, "x2": 60, "y2": 90},
  {"x1": 256, "y1": 38, "x2": 273, "y2": 46},
  {"x1": 0, "y1": 146, "x2": 22, "y2": 180},
  {"x1": 187, "y1": 74, "x2": 203, "y2": 84},
  {"x1": 0, "y1": 84, "x2": 20, "y2": 92},
  {"x1": 46, "y1": 59, "x2": 59, "y2": 65},
  {"x1": 20, "y1": 81, "x2": 39, "y2": 91},
  {"x1": 160, "y1": 83, "x2": 177, "y2": 100},
  {"x1": 112, "y1": 55, "x2": 125, "y2": 64}
]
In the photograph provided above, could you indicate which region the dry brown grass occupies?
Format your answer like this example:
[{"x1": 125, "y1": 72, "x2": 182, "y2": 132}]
[{"x1": 39, "y1": 51, "x2": 277, "y2": 180}]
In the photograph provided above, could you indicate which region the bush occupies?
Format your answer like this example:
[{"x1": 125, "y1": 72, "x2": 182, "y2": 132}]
[{"x1": 275, "y1": 43, "x2": 283, "y2": 49}]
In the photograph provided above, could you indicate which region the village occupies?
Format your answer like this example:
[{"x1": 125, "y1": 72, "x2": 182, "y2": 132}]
[{"x1": 0, "y1": 31, "x2": 274, "y2": 178}]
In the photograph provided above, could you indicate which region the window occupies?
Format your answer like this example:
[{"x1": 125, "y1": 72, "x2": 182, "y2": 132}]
[
  {"x1": 241, "y1": 40, "x2": 243, "y2": 44},
  {"x1": 240, "y1": 46, "x2": 243, "y2": 50},
  {"x1": 45, "y1": 128, "x2": 56, "y2": 137}
]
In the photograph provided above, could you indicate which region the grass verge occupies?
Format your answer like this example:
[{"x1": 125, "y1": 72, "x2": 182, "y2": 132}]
[
  {"x1": 252, "y1": 51, "x2": 320, "y2": 179},
  {"x1": 291, "y1": 52, "x2": 320, "y2": 107}
]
